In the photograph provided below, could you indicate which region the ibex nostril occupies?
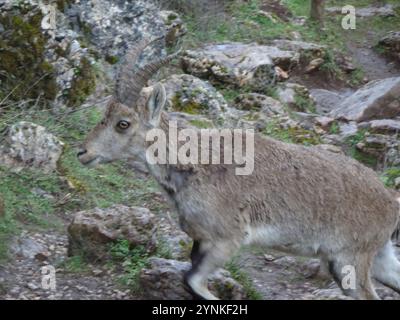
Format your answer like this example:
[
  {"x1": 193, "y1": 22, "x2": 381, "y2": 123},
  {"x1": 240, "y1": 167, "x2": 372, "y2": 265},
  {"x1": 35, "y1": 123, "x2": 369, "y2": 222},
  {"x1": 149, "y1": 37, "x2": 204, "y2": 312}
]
[{"x1": 77, "y1": 149, "x2": 87, "y2": 157}]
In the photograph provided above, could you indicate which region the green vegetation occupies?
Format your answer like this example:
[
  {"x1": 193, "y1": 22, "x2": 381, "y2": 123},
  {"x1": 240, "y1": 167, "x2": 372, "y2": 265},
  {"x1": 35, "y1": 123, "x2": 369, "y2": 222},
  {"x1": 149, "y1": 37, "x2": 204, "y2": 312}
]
[
  {"x1": 381, "y1": 167, "x2": 400, "y2": 188},
  {"x1": 0, "y1": 106, "x2": 167, "y2": 261},
  {"x1": 344, "y1": 130, "x2": 378, "y2": 168},
  {"x1": 109, "y1": 239, "x2": 172, "y2": 293},
  {"x1": 62, "y1": 255, "x2": 90, "y2": 273},
  {"x1": 0, "y1": 9, "x2": 58, "y2": 104},
  {"x1": 263, "y1": 119, "x2": 321, "y2": 146},
  {"x1": 66, "y1": 57, "x2": 97, "y2": 108},
  {"x1": 225, "y1": 257, "x2": 262, "y2": 300}
]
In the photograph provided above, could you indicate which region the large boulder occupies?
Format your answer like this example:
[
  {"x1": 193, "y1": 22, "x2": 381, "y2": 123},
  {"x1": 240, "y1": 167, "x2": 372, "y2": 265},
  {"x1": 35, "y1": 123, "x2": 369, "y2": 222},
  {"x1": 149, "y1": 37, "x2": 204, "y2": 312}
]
[
  {"x1": 0, "y1": 121, "x2": 64, "y2": 173},
  {"x1": 68, "y1": 205, "x2": 191, "y2": 261},
  {"x1": 181, "y1": 42, "x2": 299, "y2": 90},
  {"x1": 310, "y1": 89, "x2": 343, "y2": 115},
  {"x1": 358, "y1": 119, "x2": 400, "y2": 134},
  {"x1": 162, "y1": 74, "x2": 232, "y2": 125},
  {"x1": 330, "y1": 77, "x2": 400, "y2": 122},
  {"x1": 379, "y1": 31, "x2": 400, "y2": 62},
  {"x1": 139, "y1": 257, "x2": 248, "y2": 300},
  {"x1": 276, "y1": 83, "x2": 316, "y2": 113},
  {"x1": 271, "y1": 40, "x2": 326, "y2": 66}
]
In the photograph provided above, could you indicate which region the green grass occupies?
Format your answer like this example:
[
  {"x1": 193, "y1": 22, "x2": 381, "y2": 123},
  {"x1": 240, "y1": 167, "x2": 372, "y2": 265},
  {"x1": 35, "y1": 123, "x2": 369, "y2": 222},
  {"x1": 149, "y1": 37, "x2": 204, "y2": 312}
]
[
  {"x1": 109, "y1": 239, "x2": 172, "y2": 293},
  {"x1": 263, "y1": 118, "x2": 322, "y2": 146},
  {"x1": 0, "y1": 106, "x2": 167, "y2": 261},
  {"x1": 62, "y1": 255, "x2": 89, "y2": 273},
  {"x1": 380, "y1": 167, "x2": 400, "y2": 188},
  {"x1": 225, "y1": 257, "x2": 262, "y2": 300},
  {"x1": 344, "y1": 130, "x2": 378, "y2": 167}
]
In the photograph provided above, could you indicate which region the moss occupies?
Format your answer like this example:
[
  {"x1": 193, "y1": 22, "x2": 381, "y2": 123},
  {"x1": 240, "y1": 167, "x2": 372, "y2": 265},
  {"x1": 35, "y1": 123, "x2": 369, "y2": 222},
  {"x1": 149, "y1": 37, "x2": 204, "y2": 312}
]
[
  {"x1": 263, "y1": 119, "x2": 321, "y2": 146},
  {"x1": 189, "y1": 119, "x2": 213, "y2": 129},
  {"x1": 171, "y1": 93, "x2": 207, "y2": 115},
  {"x1": 66, "y1": 57, "x2": 97, "y2": 108},
  {"x1": 0, "y1": 9, "x2": 58, "y2": 103},
  {"x1": 381, "y1": 168, "x2": 400, "y2": 188},
  {"x1": 105, "y1": 55, "x2": 120, "y2": 65}
]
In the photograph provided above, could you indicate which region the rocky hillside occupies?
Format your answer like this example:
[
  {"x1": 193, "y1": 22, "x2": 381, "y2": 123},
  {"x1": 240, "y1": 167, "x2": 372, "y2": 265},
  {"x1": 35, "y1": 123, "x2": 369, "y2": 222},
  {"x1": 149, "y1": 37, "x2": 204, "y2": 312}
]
[{"x1": 0, "y1": 0, "x2": 400, "y2": 300}]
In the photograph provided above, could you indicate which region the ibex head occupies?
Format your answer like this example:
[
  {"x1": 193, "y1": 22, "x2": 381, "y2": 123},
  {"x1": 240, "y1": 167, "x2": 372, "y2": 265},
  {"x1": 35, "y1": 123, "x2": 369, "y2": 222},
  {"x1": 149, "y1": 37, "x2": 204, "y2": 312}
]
[{"x1": 78, "y1": 38, "x2": 177, "y2": 167}]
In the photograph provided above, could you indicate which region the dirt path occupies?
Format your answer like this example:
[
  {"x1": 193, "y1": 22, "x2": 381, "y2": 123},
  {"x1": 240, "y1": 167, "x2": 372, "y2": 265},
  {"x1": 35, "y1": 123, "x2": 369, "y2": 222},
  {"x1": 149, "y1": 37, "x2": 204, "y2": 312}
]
[
  {"x1": 345, "y1": 36, "x2": 400, "y2": 81},
  {"x1": 0, "y1": 229, "x2": 136, "y2": 300},
  {"x1": 238, "y1": 247, "x2": 400, "y2": 300},
  {"x1": 1, "y1": 218, "x2": 399, "y2": 300}
]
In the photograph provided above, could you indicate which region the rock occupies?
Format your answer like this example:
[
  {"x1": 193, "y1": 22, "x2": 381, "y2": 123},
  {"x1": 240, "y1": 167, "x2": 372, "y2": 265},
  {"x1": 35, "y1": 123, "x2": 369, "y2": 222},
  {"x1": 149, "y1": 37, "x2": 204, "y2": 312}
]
[
  {"x1": 9, "y1": 236, "x2": 47, "y2": 260},
  {"x1": 326, "y1": 4, "x2": 397, "y2": 18},
  {"x1": 162, "y1": 74, "x2": 231, "y2": 125},
  {"x1": 271, "y1": 39, "x2": 326, "y2": 65},
  {"x1": 68, "y1": 205, "x2": 191, "y2": 261},
  {"x1": 358, "y1": 119, "x2": 400, "y2": 134},
  {"x1": 276, "y1": 83, "x2": 316, "y2": 113},
  {"x1": 330, "y1": 77, "x2": 400, "y2": 122},
  {"x1": 379, "y1": 31, "x2": 400, "y2": 62},
  {"x1": 304, "y1": 58, "x2": 324, "y2": 73},
  {"x1": 139, "y1": 257, "x2": 248, "y2": 300},
  {"x1": 315, "y1": 116, "x2": 335, "y2": 131},
  {"x1": 181, "y1": 42, "x2": 299, "y2": 90},
  {"x1": 0, "y1": 0, "x2": 185, "y2": 108},
  {"x1": 310, "y1": 89, "x2": 343, "y2": 115},
  {"x1": 0, "y1": 122, "x2": 64, "y2": 173},
  {"x1": 233, "y1": 93, "x2": 284, "y2": 115},
  {"x1": 395, "y1": 177, "x2": 400, "y2": 190},
  {"x1": 339, "y1": 122, "x2": 359, "y2": 139}
]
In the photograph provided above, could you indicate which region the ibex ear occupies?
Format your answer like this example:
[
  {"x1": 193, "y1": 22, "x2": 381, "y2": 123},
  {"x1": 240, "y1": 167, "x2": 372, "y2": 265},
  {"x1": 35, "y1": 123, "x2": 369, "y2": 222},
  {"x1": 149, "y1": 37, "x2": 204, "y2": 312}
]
[{"x1": 147, "y1": 83, "x2": 167, "y2": 126}]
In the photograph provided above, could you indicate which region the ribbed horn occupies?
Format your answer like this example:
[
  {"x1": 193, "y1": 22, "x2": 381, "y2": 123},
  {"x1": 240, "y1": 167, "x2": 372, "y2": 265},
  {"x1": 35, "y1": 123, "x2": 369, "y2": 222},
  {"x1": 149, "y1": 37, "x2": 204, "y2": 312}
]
[
  {"x1": 124, "y1": 50, "x2": 181, "y2": 106},
  {"x1": 115, "y1": 36, "x2": 164, "y2": 106}
]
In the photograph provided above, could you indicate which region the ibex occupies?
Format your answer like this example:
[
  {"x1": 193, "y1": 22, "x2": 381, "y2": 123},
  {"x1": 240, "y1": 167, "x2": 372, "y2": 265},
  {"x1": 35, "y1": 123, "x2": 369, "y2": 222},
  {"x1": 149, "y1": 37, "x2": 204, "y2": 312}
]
[{"x1": 78, "y1": 38, "x2": 400, "y2": 300}]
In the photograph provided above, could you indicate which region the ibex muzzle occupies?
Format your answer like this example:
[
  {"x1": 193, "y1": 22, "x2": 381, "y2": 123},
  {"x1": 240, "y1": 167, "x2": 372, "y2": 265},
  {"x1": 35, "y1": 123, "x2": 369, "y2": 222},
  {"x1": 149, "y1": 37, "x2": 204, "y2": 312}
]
[{"x1": 79, "y1": 37, "x2": 400, "y2": 300}]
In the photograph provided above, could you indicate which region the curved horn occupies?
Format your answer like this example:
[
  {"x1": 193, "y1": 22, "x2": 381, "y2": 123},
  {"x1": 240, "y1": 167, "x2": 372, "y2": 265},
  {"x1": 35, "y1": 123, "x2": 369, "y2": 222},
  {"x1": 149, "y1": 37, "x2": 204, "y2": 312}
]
[
  {"x1": 125, "y1": 50, "x2": 181, "y2": 105},
  {"x1": 115, "y1": 36, "x2": 164, "y2": 105}
]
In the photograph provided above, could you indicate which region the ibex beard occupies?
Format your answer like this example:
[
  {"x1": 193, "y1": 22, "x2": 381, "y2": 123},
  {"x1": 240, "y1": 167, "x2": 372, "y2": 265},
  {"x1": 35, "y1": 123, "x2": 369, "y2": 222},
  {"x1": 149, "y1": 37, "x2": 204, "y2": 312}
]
[{"x1": 78, "y1": 38, "x2": 400, "y2": 300}]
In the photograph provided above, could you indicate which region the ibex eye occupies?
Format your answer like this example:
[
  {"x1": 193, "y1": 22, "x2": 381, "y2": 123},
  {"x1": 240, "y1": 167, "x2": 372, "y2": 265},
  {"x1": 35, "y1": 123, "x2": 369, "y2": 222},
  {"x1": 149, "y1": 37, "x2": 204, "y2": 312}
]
[{"x1": 117, "y1": 120, "x2": 130, "y2": 130}]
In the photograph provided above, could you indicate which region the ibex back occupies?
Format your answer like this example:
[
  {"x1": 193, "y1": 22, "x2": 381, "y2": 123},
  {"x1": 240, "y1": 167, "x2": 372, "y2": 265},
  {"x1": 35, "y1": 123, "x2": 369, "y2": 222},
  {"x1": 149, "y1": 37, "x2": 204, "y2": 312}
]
[{"x1": 78, "y1": 38, "x2": 400, "y2": 300}]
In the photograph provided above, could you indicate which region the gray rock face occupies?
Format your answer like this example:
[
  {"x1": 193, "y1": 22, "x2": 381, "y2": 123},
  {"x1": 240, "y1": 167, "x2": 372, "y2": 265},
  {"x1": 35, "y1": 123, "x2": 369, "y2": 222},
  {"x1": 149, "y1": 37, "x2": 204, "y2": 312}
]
[
  {"x1": 330, "y1": 77, "x2": 400, "y2": 122},
  {"x1": 139, "y1": 257, "x2": 248, "y2": 300},
  {"x1": 0, "y1": 0, "x2": 184, "y2": 108},
  {"x1": 234, "y1": 93, "x2": 284, "y2": 115},
  {"x1": 0, "y1": 122, "x2": 64, "y2": 173},
  {"x1": 276, "y1": 83, "x2": 316, "y2": 113},
  {"x1": 162, "y1": 74, "x2": 231, "y2": 124},
  {"x1": 358, "y1": 119, "x2": 400, "y2": 134},
  {"x1": 68, "y1": 205, "x2": 191, "y2": 261},
  {"x1": 379, "y1": 31, "x2": 400, "y2": 62},
  {"x1": 310, "y1": 89, "x2": 342, "y2": 115},
  {"x1": 9, "y1": 236, "x2": 47, "y2": 260},
  {"x1": 181, "y1": 42, "x2": 299, "y2": 89},
  {"x1": 271, "y1": 40, "x2": 326, "y2": 62}
]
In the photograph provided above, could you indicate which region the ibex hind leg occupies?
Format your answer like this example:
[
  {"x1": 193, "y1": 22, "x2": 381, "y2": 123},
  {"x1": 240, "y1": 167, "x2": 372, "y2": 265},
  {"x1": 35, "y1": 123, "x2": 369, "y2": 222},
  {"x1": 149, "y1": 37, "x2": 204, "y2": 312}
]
[
  {"x1": 184, "y1": 240, "x2": 240, "y2": 300},
  {"x1": 328, "y1": 252, "x2": 379, "y2": 300},
  {"x1": 373, "y1": 241, "x2": 400, "y2": 294}
]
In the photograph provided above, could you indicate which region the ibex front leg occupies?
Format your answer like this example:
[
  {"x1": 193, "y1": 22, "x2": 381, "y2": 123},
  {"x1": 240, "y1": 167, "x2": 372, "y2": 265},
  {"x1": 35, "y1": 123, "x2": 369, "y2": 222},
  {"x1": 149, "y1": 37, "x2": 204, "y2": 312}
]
[{"x1": 184, "y1": 240, "x2": 239, "y2": 300}]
